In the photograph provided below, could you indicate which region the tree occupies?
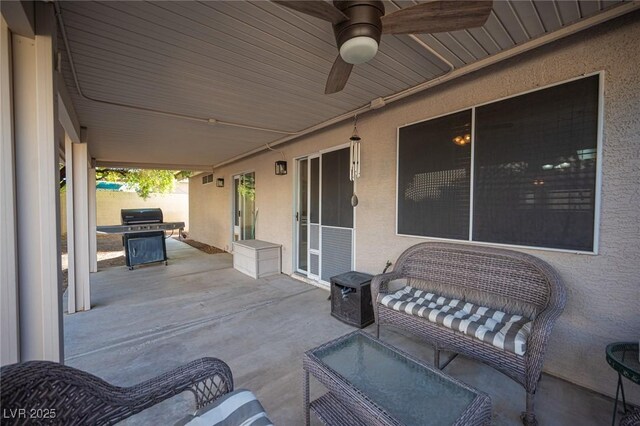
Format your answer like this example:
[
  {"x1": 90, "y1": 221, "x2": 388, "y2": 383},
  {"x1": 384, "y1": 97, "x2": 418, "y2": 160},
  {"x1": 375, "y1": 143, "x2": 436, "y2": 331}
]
[
  {"x1": 237, "y1": 174, "x2": 255, "y2": 201},
  {"x1": 96, "y1": 168, "x2": 191, "y2": 200},
  {"x1": 126, "y1": 169, "x2": 176, "y2": 200}
]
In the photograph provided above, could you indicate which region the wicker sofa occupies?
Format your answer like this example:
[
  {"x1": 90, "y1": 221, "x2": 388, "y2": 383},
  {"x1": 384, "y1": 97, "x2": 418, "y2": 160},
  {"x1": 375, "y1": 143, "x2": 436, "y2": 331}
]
[
  {"x1": 371, "y1": 242, "x2": 566, "y2": 426},
  {"x1": 0, "y1": 357, "x2": 233, "y2": 425}
]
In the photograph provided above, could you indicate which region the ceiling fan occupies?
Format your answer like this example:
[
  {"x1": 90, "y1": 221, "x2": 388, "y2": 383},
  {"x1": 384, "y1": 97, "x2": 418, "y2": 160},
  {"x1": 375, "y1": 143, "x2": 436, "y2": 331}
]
[{"x1": 273, "y1": 1, "x2": 493, "y2": 94}]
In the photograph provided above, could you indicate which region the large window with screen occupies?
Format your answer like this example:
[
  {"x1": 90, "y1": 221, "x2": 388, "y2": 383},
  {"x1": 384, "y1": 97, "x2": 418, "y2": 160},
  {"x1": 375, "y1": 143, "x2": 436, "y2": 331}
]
[
  {"x1": 397, "y1": 75, "x2": 600, "y2": 252},
  {"x1": 398, "y1": 110, "x2": 471, "y2": 239}
]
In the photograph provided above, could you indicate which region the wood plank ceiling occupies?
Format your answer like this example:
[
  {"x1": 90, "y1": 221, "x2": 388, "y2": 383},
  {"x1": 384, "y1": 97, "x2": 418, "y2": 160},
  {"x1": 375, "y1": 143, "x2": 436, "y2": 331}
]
[{"x1": 57, "y1": 0, "x2": 625, "y2": 169}]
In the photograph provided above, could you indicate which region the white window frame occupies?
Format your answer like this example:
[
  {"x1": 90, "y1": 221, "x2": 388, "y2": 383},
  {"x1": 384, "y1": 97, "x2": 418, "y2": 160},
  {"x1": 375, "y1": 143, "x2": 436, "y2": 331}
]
[{"x1": 395, "y1": 71, "x2": 604, "y2": 255}]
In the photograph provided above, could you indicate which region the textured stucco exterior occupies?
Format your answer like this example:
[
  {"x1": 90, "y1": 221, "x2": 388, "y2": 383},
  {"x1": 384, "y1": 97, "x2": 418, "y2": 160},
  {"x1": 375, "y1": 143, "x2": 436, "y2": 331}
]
[{"x1": 189, "y1": 13, "x2": 640, "y2": 402}]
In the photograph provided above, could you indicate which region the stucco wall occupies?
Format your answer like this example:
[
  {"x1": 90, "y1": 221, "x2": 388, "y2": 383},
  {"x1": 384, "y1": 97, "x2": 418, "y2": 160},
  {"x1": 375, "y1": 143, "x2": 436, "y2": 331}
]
[
  {"x1": 61, "y1": 190, "x2": 189, "y2": 234},
  {"x1": 189, "y1": 13, "x2": 640, "y2": 402}
]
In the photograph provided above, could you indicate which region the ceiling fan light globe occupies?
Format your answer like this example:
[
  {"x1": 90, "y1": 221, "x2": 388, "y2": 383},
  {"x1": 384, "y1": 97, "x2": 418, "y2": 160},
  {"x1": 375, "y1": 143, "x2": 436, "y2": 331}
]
[{"x1": 339, "y1": 36, "x2": 378, "y2": 64}]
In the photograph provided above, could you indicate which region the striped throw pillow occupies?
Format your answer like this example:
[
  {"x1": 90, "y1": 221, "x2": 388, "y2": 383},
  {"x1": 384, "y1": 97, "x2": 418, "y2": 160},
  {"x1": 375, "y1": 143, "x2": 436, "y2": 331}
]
[{"x1": 175, "y1": 389, "x2": 273, "y2": 426}]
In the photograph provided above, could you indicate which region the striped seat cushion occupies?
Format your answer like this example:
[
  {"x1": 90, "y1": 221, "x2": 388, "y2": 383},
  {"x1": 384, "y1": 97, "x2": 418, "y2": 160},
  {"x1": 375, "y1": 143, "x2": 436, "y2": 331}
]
[
  {"x1": 175, "y1": 389, "x2": 273, "y2": 426},
  {"x1": 379, "y1": 286, "x2": 532, "y2": 356}
]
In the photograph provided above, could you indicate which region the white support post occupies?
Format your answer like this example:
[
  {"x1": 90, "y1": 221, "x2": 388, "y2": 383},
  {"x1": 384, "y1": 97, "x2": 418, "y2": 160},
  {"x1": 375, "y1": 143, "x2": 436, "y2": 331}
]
[
  {"x1": 0, "y1": 16, "x2": 20, "y2": 366},
  {"x1": 64, "y1": 134, "x2": 76, "y2": 314},
  {"x1": 64, "y1": 132, "x2": 92, "y2": 313},
  {"x1": 72, "y1": 142, "x2": 91, "y2": 311},
  {"x1": 12, "y1": 2, "x2": 63, "y2": 362},
  {"x1": 88, "y1": 162, "x2": 97, "y2": 273}
]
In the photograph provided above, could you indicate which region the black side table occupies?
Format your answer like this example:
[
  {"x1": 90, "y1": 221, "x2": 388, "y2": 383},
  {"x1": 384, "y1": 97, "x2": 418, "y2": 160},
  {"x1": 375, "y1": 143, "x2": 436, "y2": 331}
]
[
  {"x1": 330, "y1": 271, "x2": 374, "y2": 328},
  {"x1": 606, "y1": 342, "x2": 640, "y2": 426}
]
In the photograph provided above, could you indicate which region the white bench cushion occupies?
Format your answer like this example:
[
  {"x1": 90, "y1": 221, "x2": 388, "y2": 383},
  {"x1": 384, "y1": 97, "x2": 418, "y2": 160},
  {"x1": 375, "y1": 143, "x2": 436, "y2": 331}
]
[{"x1": 379, "y1": 286, "x2": 532, "y2": 356}]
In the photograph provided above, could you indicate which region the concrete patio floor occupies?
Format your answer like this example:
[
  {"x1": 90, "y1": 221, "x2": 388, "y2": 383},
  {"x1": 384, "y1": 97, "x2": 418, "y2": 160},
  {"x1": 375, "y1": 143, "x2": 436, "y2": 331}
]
[{"x1": 64, "y1": 238, "x2": 616, "y2": 425}]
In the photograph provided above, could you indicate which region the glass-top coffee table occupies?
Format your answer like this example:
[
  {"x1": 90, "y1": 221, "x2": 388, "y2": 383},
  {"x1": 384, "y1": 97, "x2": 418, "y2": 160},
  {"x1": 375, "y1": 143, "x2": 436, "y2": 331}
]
[{"x1": 303, "y1": 331, "x2": 491, "y2": 426}]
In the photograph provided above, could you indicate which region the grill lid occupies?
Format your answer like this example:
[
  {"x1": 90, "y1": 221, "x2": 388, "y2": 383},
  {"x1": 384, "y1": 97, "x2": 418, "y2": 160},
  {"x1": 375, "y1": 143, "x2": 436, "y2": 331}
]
[{"x1": 121, "y1": 208, "x2": 163, "y2": 224}]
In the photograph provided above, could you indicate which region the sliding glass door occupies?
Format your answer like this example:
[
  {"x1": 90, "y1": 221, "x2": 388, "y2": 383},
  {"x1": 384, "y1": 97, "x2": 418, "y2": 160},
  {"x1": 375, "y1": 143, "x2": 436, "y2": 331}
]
[
  {"x1": 295, "y1": 156, "x2": 320, "y2": 277},
  {"x1": 233, "y1": 172, "x2": 255, "y2": 241},
  {"x1": 297, "y1": 159, "x2": 308, "y2": 272}
]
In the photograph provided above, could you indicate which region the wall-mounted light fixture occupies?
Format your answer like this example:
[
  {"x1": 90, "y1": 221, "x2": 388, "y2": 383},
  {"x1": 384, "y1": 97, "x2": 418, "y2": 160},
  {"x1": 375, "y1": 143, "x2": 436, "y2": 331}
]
[
  {"x1": 275, "y1": 160, "x2": 287, "y2": 175},
  {"x1": 216, "y1": 178, "x2": 224, "y2": 187},
  {"x1": 266, "y1": 143, "x2": 287, "y2": 176}
]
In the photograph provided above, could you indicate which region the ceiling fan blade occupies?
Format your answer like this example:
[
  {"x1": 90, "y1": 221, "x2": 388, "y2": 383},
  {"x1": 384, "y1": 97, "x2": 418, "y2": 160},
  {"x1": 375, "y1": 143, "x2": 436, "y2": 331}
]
[
  {"x1": 325, "y1": 55, "x2": 353, "y2": 94},
  {"x1": 382, "y1": 1, "x2": 493, "y2": 35},
  {"x1": 272, "y1": 1, "x2": 348, "y2": 25}
]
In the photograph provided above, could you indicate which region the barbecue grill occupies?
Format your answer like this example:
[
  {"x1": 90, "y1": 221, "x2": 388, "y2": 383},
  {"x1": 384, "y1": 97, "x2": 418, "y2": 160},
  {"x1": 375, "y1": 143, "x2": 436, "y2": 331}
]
[
  {"x1": 121, "y1": 208, "x2": 163, "y2": 225},
  {"x1": 97, "y1": 208, "x2": 185, "y2": 270}
]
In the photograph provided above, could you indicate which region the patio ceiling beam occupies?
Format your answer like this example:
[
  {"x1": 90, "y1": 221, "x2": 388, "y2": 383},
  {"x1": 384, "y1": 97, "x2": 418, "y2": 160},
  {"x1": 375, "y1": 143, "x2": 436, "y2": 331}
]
[
  {"x1": 57, "y1": 72, "x2": 81, "y2": 143},
  {"x1": 212, "y1": 1, "x2": 640, "y2": 169},
  {"x1": 0, "y1": 0, "x2": 34, "y2": 38},
  {"x1": 96, "y1": 160, "x2": 212, "y2": 172}
]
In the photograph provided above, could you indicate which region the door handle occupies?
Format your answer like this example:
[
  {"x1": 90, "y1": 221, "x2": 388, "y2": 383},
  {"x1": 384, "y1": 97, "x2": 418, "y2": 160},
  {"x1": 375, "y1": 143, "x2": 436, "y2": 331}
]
[{"x1": 296, "y1": 212, "x2": 299, "y2": 221}]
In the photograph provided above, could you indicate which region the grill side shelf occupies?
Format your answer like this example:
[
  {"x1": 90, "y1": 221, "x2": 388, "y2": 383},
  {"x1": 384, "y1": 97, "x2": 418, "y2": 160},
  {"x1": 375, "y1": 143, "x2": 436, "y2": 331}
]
[{"x1": 97, "y1": 222, "x2": 185, "y2": 234}]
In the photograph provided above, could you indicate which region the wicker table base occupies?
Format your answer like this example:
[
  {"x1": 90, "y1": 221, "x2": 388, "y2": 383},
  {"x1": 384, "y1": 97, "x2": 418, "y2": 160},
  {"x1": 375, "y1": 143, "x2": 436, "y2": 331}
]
[
  {"x1": 310, "y1": 393, "x2": 369, "y2": 426},
  {"x1": 303, "y1": 331, "x2": 491, "y2": 426}
]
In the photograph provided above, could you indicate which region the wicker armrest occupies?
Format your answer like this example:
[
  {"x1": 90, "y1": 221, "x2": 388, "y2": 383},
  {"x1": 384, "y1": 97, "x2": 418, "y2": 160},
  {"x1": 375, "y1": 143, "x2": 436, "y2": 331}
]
[
  {"x1": 371, "y1": 271, "x2": 403, "y2": 304},
  {"x1": 1, "y1": 357, "x2": 234, "y2": 425},
  {"x1": 525, "y1": 271, "x2": 566, "y2": 390},
  {"x1": 120, "y1": 357, "x2": 234, "y2": 411},
  {"x1": 524, "y1": 308, "x2": 562, "y2": 390}
]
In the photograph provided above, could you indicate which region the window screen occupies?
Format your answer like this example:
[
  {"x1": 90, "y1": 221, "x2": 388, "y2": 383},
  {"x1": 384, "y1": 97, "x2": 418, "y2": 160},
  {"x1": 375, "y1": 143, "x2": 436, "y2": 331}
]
[
  {"x1": 473, "y1": 76, "x2": 598, "y2": 251},
  {"x1": 397, "y1": 110, "x2": 471, "y2": 239},
  {"x1": 310, "y1": 157, "x2": 320, "y2": 224},
  {"x1": 321, "y1": 148, "x2": 353, "y2": 228},
  {"x1": 396, "y1": 75, "x2": 599, "y2": 251}
]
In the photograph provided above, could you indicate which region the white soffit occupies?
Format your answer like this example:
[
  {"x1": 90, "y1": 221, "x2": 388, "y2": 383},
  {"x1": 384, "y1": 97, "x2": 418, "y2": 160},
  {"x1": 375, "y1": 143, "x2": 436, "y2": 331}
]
[{"x1": 57, "y1": 0, "x2": 633, "y2": 169}]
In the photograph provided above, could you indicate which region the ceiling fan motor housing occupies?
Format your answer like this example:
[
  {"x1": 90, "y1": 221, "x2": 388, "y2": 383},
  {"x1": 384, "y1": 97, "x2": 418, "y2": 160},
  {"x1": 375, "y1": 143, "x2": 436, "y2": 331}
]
[{"x1": 333, "y1": 1, "x2": 385, "y2": 63}]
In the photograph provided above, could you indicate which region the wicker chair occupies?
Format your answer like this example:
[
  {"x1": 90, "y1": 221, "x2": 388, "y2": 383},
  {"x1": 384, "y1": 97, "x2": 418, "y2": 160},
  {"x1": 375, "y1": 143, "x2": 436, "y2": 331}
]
[
  {"x1": 371, "y1": 242, "x2": 566, "y2": 426},
  {"x1": 621, "y1": 409, "x2": 640, "y2": 426},
  {"x1": 0, "y1": 357, "x2": 233, "y2": 425}
]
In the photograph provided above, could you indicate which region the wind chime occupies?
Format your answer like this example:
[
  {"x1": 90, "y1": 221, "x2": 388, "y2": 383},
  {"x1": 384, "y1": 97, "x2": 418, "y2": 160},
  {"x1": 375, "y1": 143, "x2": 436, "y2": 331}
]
[{"x1": 349, "y1": 115, "x2": 361, "y2": 207}]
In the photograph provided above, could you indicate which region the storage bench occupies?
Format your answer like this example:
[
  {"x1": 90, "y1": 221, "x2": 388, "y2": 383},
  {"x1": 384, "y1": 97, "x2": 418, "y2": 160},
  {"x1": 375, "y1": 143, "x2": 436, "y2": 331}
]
[{"x1": 232, "y1": 239, "x2": 281, "y2": 279}]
